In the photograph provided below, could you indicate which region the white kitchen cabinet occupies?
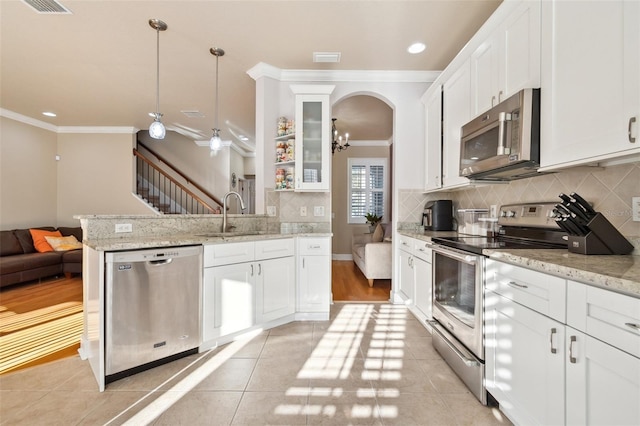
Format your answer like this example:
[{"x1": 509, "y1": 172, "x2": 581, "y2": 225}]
[
  {"x1": 486, "y1": 260, "x2": 640, "y2": 426},
  {"x1": 203, "y1": 263, "x2": 254, "y2": 342},
  {"x1": 565, "y1": 329, "x2": 640, "y2": 426},
  {"x1": 297, "y1": 237, "x2": 331, "y2": 315},
  {"x1": 396, "y1": 235, "x2": 432, "y2": 320},
  {"x1": 442, "y1": 59, "x2": 472, "y2": 189},
  {"x1": 422, "y1": 84, "x2": 443, "y2": 191},
  {"x1": 412, "y1": 240, "x2": 432, "y2": 320},
  {"x1": 471, "y1": 0, "x2": 541, "y2": 116},
  {"x1": 290, "y1": 85, "x2": 333, "y2": 191},
  {"x1": 565, "y1": 281, "x2": 640, "y2": 425},
  {"x1": 540, "y1": 0, "x2": 640, "y2": 170},
  {"x1": 255, "y1": 256, "x2": 295, "y2": 323},
  {"x1": 202, "y1": 239, "x2": 295, "y2": 342},
  {"x1": 485, "y1": 290, "x2": 566, "y2": 426},
  {"x1": 397, "y1": 236, "x2": 416, "y2": 303}
]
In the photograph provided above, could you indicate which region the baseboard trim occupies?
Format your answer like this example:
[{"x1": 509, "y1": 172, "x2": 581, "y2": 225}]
[{"x1": 332, "y1": 254, "x2": 352, "y2": 261}]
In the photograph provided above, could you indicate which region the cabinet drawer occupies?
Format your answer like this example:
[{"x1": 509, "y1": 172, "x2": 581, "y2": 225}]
[
  {"x1": 255, "y1": 238, "x2": 294, "y2": 260},
  {"x1": 298, "y1": 237, "x2": 330, "y2": 256},
  {"x1": 567, "y1": 281, "x2": 640, "y2": 359},
  {"x1": 412, "y1": 239, "x2": 432, "y2": 262},
  {"x1": 397, "y1": 235, "x2": 414, "y2": 253},
  {"x1": 203, "y1": 241, "x2": 254, "y2": 267},
  {"x1": 485, "y1": 259, "x2": 566, "y2": 322}
]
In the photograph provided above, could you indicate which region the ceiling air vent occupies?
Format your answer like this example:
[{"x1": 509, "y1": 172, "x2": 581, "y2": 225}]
[{"x1": 22, "y1": 0, "x2": 72, "y2": 14}]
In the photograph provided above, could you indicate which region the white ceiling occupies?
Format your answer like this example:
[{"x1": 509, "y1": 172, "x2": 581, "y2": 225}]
[{"x1": 0, "y1": 0, "x2": 501, "y2": 151}]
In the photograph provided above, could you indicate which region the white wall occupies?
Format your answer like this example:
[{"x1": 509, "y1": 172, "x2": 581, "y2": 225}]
[
  {"x1": 56, "y1": 132, "x2": 150, "y2": 225},
  {"x1": 0, "y1": 117, "x2": 58, "y2": 229}
]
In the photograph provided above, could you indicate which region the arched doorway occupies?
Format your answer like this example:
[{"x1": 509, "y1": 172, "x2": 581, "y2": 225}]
[{"x1": 330, "y1": 94, "x2": 394, "y2": 301}]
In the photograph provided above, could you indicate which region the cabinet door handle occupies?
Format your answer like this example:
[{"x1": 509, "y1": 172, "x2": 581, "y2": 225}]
[
  {"x1": 569, "y1": 335, "x2": 577, "y2": 363},
  {"x1": 629, "y1": 117, "x2": 637, "y2": 143},
  {"x1": 258, "y1": 263, "x2": 262, "y2": 276},
  {"x1": 507, "y1": 281, "x2": 528, "y2": 289},
  {"x1": 550, "y1": 328, "x2": 557, "y2": 354},
  {"x1": 309, "y1": 245, "x2": 321, "y2": 249},
  {"x1": 302, "y1": 258, "x2": 305, "y2": 268},
  {"x1": 251, "y1": 264, "x2": 254, "y2": 276},
  {"x1": 625, "y1": 322, "x2": 640, "y2": 330},
  {"x1": 491, "y1": 96, "x2": 496, "y2": 107},
  {"x1": 498, "y1": 90, "x2": 503, "y2": 103}
]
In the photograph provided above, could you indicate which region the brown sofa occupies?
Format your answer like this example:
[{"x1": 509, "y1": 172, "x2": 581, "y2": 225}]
[{"x1": 0, "y1": 226, "x2": 83, "y2": 289}]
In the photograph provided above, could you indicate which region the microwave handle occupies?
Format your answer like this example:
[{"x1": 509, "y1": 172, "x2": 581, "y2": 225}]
[{"x1": 497, "y1": 112, "x2": 512, "y2": 155}]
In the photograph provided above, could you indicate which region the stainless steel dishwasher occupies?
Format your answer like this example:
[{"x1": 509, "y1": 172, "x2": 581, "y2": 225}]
[{"x1": 105, "y1": 245, "x2": 202, "y2": 382}]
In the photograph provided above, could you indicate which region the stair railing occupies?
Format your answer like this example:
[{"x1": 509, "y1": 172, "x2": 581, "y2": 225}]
[{"x1": 133, "y1": 148, "x2": 219, "y2": 214}]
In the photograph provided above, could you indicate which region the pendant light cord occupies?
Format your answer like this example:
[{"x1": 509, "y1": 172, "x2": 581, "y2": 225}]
[
  {"x1": 214, "y1": 54, "x2": 219, "y2": 132},
  {"x1": 155, "y1": 27, "x2": 160, "y2": 116}
]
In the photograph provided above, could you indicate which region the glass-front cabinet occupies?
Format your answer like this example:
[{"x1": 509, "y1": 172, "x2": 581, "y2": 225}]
[{"x1": 291, "y1": 85, "x2": 333, "y2": 191}]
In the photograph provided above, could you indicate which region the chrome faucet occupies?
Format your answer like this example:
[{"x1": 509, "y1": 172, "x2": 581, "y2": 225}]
[{"x1": 222, "y1": 191, "x2": 246, "y2": 232}]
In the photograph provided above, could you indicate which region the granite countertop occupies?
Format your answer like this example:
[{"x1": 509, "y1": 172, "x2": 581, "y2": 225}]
[
  {"x1": 84, "y1": 232, "x2": 332, "y2": 251},
  {"x1": 398, "y1": 230, "x2": 640, "y2": 298}
]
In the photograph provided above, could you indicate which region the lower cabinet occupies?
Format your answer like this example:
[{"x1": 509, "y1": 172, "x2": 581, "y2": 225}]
[
  {"x1": 566, "y1": 329, "x2": 640, "y2": 426},
  {"x1": 297, "y1": 237, "x2": 331, "y2": 314},
  {"x1": 256, "y1": 256, "x2": 295, "y2": 323},
  {"x1": 203, "y1": 263, "x2": 254, "y2": 341},
  {"x1": 202, "y1": 239, "x2": 295, "y2": 343},
  {"x1": 397, "y1": 241, "x2": 415, "y2": 303},
  {"x1": 486, "y1": 260, "x2": 640, "y2": 425},
  {"x1": 485, "y1": 291, "x2": 565, "y2": 426}
]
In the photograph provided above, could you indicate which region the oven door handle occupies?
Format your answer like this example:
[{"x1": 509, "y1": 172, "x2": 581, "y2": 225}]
[
  {"x1": 428, "y1": 320, "x2": 480, "y2": 367},
  {"x1": 431, "y1": 245, "x2": 479, "y2": 264}
]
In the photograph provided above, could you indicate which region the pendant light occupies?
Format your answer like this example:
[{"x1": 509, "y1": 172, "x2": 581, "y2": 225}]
[
  {"x1": 148, "y1": 19, "x2": 167, "y2": 140},
  {"x1": 209, "y1": 47, "x2": 225, "y2": 151}
]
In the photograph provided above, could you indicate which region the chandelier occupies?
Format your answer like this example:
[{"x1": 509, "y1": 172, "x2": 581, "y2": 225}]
[{"x1": 331, "y1": 118, "x2": 350, "y2": 154}]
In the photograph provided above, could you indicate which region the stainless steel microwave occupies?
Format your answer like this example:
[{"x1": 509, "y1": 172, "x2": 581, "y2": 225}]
[{"x1": 459, "y1": 88, "x2": 540, "y2": 181}]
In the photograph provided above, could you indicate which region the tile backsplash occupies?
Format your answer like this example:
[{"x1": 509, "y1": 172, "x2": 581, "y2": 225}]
[{"x1": 398, "y1": 161, "x2": 640, "y2": 238}]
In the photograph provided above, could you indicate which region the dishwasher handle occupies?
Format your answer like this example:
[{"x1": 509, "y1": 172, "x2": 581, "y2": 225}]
[{"x1": 148, "y1": 258, "x2": 173, "y2": 266}]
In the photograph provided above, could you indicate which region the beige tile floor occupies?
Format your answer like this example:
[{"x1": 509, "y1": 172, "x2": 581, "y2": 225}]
[{"x1": 0, "y1": 303, "x2": 512, "y2": 426}]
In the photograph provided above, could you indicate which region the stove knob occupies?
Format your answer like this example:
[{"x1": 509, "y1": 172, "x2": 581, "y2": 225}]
[
  {"x1": 500, "y1": 210, "x2": 508, "y2": 218},
  {"x1": 506, "y1": 210, "x2": 516, "y2": 218}
]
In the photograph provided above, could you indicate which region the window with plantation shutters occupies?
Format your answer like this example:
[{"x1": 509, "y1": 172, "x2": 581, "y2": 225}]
[{"x1": 348, "y1": 158, "x2": 388, "y2": 224}]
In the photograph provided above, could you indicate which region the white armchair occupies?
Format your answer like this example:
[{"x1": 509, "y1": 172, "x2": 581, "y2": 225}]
[{"x1": 351, "y1": 232, "x2": 392, "y2": 287}]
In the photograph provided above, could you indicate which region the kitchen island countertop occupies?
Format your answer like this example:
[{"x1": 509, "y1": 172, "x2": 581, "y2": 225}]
[{"x1": 84, "y1": 232, "x2": 333, "y2": 252}]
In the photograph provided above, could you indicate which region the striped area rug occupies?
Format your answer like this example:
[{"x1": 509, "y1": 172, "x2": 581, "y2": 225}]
[{"x1": 0, "y1": 302, "x2": 83, "y2": 375}]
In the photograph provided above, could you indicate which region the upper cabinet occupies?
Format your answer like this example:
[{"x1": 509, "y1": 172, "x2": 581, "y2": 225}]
[
  {"x1": 539, "y1": 0, "x2": 640, "y2": 170},
  {"x1": 471, "y1": 0, "x2": 541, "y2": 117},
  {"x1": 423, "y1": 84, "x2": 443, "y2": 191},
  {"x1": 291, "y1": 85, "x2": 333, "y2": 191},
  {"x1": 442, "y1": 60, "x2": 472, "y2": 189}
]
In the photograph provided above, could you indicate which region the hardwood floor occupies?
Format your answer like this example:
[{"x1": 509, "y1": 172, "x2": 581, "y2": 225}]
[
  {"x1": 332, "y1": 260, "x2": 391, "y2": 302},
  {"x1": 0, "y1": 261, "x2": 386, "y2": 374},
  {"x1": 0, "y1": 276, "x2": 83, "y2": 375}
]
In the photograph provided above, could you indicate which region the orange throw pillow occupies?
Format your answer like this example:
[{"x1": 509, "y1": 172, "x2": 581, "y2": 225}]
[{"x1": 29, "y1": 229, "x2": 62, "y2": 253}]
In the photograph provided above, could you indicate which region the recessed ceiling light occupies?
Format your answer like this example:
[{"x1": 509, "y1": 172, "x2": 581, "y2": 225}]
[
  {"x1": 407, "y1": 42, "x2": 426, "y2": 54},
  {"x1": 42, "y1": 111, "x2": 57, "y2": 117}
]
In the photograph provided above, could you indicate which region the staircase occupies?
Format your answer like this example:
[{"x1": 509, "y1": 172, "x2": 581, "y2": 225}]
[{"x1": 134, "y1": 143, "x2": 223, "y2": 214}]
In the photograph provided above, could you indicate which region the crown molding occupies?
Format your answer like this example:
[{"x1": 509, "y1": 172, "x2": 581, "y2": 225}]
[
  {"x1": 1, "y1": 108, "x2": 57, "y2": 132},
  {"x1": 1, "y1": 109, "x2": 137, "y2": 134},
  {"x1": 246, "y1": 63, "x2": 440, "y2": 83},
  {"x1": 57, "y1": 126, "x2": 137, "y2": 134},
  {"x1": 348, "y1": 140, "x2": 392, "y2": 147}
]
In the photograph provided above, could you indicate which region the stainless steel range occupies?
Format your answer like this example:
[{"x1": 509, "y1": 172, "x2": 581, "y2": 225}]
[{"x1": 428, "y1": 202, "x2": 567, "y2": 404}]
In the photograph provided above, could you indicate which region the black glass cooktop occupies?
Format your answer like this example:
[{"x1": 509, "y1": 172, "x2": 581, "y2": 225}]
[{"x1": 431, "y1": 235, "x2": 566, "y2": 255}]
